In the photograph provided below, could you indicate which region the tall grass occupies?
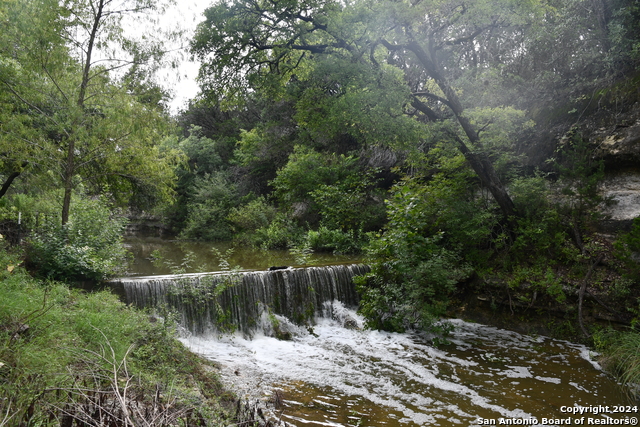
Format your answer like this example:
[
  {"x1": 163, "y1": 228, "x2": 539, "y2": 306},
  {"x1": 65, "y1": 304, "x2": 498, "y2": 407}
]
[
  {"x1": 596, "y1": 327, "x2": 640, "y2": 394},
  {"x1": 0, "y1": 246, "x2": 235, "y2": 426}
]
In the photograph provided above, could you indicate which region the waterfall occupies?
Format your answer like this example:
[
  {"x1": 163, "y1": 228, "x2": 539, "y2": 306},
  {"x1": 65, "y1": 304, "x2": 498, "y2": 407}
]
[{"x1": 109, "y1": 264, "x2": 370, "y2": 336}]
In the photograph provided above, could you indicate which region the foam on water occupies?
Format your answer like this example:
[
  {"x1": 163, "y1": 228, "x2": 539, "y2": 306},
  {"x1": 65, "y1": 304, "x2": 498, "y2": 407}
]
[{"x1": 181, "y1": 302, "x2": 629, "y2": 426}]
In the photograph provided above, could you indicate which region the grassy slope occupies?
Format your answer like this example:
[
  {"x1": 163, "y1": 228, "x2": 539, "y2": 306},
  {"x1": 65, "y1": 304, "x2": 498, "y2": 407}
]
[{"x1": 0, "y1": 248, "x2": 235, "y2": 426}]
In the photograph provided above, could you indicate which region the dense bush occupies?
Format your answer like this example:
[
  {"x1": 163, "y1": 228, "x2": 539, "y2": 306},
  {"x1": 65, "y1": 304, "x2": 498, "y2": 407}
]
[
  {"x1": 614, "y1": 216, "x2": 640, "y2": 281},
  {"x1": 252, "y1": 212, "x2": 305, "y2": 249},
  {"x1": 304, "y1": 226, "x2": 366, "y2": 254},
  {"x1": 356, "y1": 178, "x2": 475, "y2": 332},
  {"x1": 594, "y1": 327, "x2": 640, "y2": 392},
  {"x1": 310, "y1": 168, "x2": 386, "y2": 233},
  {"x1": 227, "y1": 196, "x2": 279, "y2": 245},
  {"x1": 179, "y1": 171, "x2": 240, "y2": 241},
  {"x1": 270, "y1": 145, "x2": 361, "y2": 210},
  {"x1": 27, "y1": 196, "x2": 129, "y2": 282}
]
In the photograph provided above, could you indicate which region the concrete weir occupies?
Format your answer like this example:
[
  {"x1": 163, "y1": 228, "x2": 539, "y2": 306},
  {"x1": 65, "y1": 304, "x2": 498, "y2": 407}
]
[{"x1": 107, "y1": 264, "x2": 370, "y2": 336}]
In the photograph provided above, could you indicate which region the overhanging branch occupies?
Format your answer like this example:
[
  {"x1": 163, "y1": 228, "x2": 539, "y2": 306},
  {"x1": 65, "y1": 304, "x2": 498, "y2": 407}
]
[{"x1": 412, "y1": 91, "x2": 454, "y2": 110}]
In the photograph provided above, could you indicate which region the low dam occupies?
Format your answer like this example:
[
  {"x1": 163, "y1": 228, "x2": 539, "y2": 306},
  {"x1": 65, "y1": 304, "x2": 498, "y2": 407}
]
[
  {"x1": 109, "y1": 264, "x2": 369, "y2": 335},
  {"x1": 108, "y1": 264, "x2": 632, "y2": 426}
]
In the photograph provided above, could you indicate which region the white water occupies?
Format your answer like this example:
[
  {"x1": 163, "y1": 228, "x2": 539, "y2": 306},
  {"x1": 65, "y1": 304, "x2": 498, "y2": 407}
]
[{"x1": 181, "y1": 302, "x2": 631, "y2": 427}]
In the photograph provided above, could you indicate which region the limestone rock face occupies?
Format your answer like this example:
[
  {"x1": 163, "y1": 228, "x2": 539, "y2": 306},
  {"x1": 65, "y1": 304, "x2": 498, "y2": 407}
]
[
  {"x1": 600, "y1": 169, "x2": 640, "y2": 229},
  {"x1": 594, "y1": 117, "x2": 640, "y2": 168},
  {"x1": 590, "y1": 106, "x2": 640, "y2": 229}
]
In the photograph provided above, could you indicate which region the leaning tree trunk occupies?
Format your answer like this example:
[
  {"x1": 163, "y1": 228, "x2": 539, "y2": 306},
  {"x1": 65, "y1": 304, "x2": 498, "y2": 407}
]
[
  {"x1": 407, "y1": 40, "x2": 517, "y2": 220},
  {"x1": 0, "y1": 162, "x2": 27, "y2": 199}
]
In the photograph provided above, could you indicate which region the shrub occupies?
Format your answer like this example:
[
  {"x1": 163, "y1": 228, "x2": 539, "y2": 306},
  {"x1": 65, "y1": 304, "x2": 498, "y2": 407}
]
[
  {"x1": 27, "y1": 196, "x2": 129, "y2": 282},
  {"x1": 252, "y1": 212, "x2": 304, "y2": 249},
  {"x1": 179, "y1": 171, "x2": 240, "y2": 241},
  {"x1": 228, "y1": 196, "x2": 279, "y2": 245},
  {"x1": 614, "y1": 216, "x2": 640, "y2": 281},
  {"x1": 304, "y1": 226, "x2": 366, "y2": 254},
  {"x1": 594, "y1": 327, "x2": 640, "y2": 392},
  {"x1": 270, "y1": 145, "x2": 359, "y2": 207},
  {"x1": 356, "y1": 179, "x2": 473, "y2": 332},
  {"x1": 310, "y1": 169, "x2": 386, "y2": 233}
]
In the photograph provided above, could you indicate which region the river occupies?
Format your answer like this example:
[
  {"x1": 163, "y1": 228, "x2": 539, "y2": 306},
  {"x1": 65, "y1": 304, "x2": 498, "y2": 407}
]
[
  {"x1": 116, "y1": 239, "x2": 634, "y2": 426},
  {"x1": 182, "y1": 303, "x2": 633, "y2": 427},
  {"x1": 123, "y1": 236, "x2": 362, "y2": 276}
]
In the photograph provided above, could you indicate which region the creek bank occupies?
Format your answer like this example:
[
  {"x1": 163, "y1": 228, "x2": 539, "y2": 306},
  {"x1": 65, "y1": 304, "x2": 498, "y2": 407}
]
[
  {"x1": 125, "y1": 214, "x2": 172, "y2": 238},
  {"x1": 451, "y1": 266, "x2": 634, "y2": 343}
]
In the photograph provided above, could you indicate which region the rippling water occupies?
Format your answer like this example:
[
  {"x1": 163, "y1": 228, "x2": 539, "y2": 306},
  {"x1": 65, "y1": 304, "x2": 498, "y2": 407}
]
[{"x1": 182, "y1": 304, "x2": 631, "y2": 427}]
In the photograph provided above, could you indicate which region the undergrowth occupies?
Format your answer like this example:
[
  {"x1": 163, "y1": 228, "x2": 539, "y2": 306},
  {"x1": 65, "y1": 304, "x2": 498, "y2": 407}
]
[
  {"x1": 0, "y1": 246, "x2": 236, "y2": 426},
  {"x1": 595, "y1": 326, "x2": 640, "y2": 397}
]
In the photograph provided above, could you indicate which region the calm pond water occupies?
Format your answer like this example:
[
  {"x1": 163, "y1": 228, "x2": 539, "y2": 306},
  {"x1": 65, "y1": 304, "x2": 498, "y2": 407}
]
[
  {"x1": 123, "y1": 236, "x2": 362, "y2": 276},
  {"x1": 183, "y1": 305, "x2": 634, "y2": 427}
]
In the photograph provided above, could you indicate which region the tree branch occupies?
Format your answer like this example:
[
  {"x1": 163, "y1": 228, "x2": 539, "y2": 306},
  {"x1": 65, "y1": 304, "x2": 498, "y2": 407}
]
[
  {"x1": 0, "y1": 162, "x2": 28, "y2": 199},
  {"x1": 410, "y1": 97, "x2": 442, "y2": 122},
  {"x1": 412, "y1": 91, "x2": 454, "y2": 110}
]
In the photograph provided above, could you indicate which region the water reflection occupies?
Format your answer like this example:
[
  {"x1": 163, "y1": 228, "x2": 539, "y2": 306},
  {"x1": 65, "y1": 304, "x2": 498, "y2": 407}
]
[{"x1": 123, "y1": 236, "x2": 362, "y2": 276}]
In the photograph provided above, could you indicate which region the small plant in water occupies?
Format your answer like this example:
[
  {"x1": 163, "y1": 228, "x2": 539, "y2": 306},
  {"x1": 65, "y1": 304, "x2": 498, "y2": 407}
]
[
  {"x1": 150, "y1": 249, "x2": 199, "y2": 274},
  {"x1": 211, "y1": 247, "x2": 239, "y2": 271},
  {"x1": 289, "y1": 242, "x2": 314, "y2": 266}
]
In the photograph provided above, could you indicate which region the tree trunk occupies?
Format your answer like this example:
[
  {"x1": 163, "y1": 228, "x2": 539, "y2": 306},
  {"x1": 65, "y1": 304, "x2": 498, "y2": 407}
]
[
  {"x1": 578, "y1": 254, "x2": 603, "y2": 337},
  {"x1": 61, "y1": 139, "x2": 75, "y2": 225},
  {"x1": 61, "y1": 0, "x2": 104, "y2": 225},
  {"x1": 0, "y1": 162, "x2": 27, "y2": 199},
  {"x1": 406, "y1": 40, "x2": 517, "y2": 220}
]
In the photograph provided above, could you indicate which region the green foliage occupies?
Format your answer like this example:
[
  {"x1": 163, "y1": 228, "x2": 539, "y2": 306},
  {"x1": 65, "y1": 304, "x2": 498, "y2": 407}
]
[
  {"x1": 554, "y1": 130, "x2": 606, "y2": 222},
  {"x1": 503, "y1": 175, "x2": 574, "y2": 265},
  {"x1": 27, "y1": 195, "x2": 129, "y2": 282},
  {"x1": 292, "y1": 57, "x2": 423, "y2": 149},
  {"x1": 252, "y1": 212, "x2": 305, "y2": 250},
  {"x1": 179, "y1": 171, "x2": 240, "y2": 241},
  {"x1": 270, "y1": 145, "x2": 359, "y2": 206},
  {"x1": 357, "y1": 178, "x2": 474, "y2": 332},
  {"x1": 163, "y1": 123, "x2": 241, "y2": 233},
  {"x1": 465, "y1": 106, "x2": 534, "y2": 176},
  {"x1": 178, "y1": 126, "x2": 225, "y2": 175},
  {"x1": 151, "y1": 248, "x2": 200, "y2": 275},
  {"x1": 270, "y1": 146, "x2": 386, "y2": 240},
  {"x1": 0, "y1": 0, "x2": 180, "y2": 223},
  {"x1": 289, "y1": 240, "x2": 314, "y2": 265},
  {"x1": 510, "y1": 174, "x2": 552, "y2": 219},
  {"x1": 506, "y1": 265, "x2": 566, "y2": 304},
  {"x1": 228, "y1": 196, "x2": 279, "y2": 244},
  {"x1": 0, "y1": 256, "x2": 230, "y2": 426},
  {"x1": 609, "y1": 0, "x2": 640, "y2": 65},
  {"x1": 614, "y1": 217, "x2": 640, "y2": 281},
  {"x1": 304, "y1": 227, "x2": 366, "y2": 255},
  {"x1": 310, "y1": 168, "x2": 386, "y2": 233},
  {"x1": 595, "y1": 327, "x2": 640, "y2": 392}
]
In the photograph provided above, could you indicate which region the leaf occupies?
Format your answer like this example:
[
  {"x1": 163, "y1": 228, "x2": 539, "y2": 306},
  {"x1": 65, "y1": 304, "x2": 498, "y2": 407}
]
[{"x1": 7, "y1": 265, "x2": 14, "y2": 273}]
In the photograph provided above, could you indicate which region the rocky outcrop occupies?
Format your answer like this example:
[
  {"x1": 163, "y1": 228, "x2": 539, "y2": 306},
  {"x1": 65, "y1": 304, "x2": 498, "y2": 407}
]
[
  {"x1": 593, "y1": 111, "x2": 640, "y2": 168},
  {"x1": 591, "y1": 105, "x2": 640, "y2": 230},
  {"x1": 600, "y1": 169, "x2": 640, "y2": 230},
  {"x1": 521, "y1": 101, "x2": 640, "y2": 231}
]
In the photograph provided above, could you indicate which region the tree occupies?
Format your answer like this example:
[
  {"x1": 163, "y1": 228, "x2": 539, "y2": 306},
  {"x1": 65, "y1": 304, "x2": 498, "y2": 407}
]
[
  {"x1": 0, "y1": 0, "x2": 62, "y2": 199},
  {"x1": 190, "y1": 0, "x2": 546, "y2": 220},
  {"x1": 0, "y1": 0, "x2": 180, "y2": 224}
]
